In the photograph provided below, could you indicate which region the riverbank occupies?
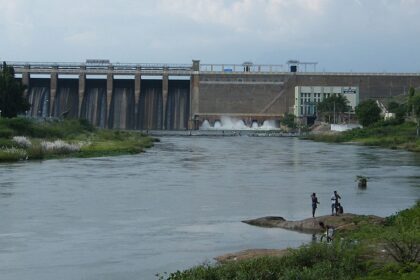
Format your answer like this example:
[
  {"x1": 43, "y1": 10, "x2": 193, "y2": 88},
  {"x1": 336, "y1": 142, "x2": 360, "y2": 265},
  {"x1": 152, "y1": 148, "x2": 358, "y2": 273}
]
[
  {"x1": 242, "y1": 213, "x2": 384, "y2": 234},
  {"x1": 159, "y1": 202, "x2": 420, "y2": 280},
  {"x1": 304, "y1": 121, "x2": 420, "y2": 152},
  {"x1": 0, "y1": 118, "x2": 156, "y2": 162}
]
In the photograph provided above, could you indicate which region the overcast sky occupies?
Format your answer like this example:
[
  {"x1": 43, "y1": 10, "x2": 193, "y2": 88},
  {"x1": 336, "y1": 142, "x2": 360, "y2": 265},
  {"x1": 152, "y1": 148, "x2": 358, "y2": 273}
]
[{"x1": 1, "y1": 0, "x2": 419, "y2": 72}]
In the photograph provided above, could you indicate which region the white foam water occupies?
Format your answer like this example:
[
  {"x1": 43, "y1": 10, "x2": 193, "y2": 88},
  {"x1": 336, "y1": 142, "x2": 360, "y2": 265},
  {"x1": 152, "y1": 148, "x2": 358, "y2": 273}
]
[{"x1": 199, "y1": 116, "x2": 279, "y2": 130}]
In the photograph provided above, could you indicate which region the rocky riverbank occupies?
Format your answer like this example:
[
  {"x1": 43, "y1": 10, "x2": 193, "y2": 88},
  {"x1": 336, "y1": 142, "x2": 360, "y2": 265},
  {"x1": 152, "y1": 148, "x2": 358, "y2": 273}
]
[
  {"x1": 242, "y1": 213, "x2": 384, "y2": 233},
  {"x1": 216, "y1": 213, "x2": 385, "y2": 263}
]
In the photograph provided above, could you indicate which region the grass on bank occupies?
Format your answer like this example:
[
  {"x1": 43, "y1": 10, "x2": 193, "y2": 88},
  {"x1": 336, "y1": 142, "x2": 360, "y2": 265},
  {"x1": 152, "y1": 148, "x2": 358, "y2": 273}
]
[
  {"x1": 304, "y1": 120, "x2": 420, "y2": 152},
  {"x1": 0, "y1": 118, "x2": 156, "y2": 162},
  {"x1": 158, "y1": 202, "x2": 420, "y2": 280}
]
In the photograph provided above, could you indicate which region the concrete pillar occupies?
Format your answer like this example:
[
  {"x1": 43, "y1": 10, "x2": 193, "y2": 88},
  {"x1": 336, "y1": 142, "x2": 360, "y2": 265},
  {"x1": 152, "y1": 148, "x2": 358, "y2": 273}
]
[
  {"x1": 192, "y1": 60, "x2": 200, "y2": 71},
  {"x1": 50, "y1": 66, "x2": 58, "y2": 117},
  {"x1": 134, "y1": 66, "x2": 141, "y2": 129},
  {"x1": 162, "y1": 67, "x2": 169, "y2": 130},
  {"x1": 189, "y1": 60, "x2": 200, "y2": 129},
  {"x1": 78, "y1": 66, "x2": 86, "y2": 118},
  {"x1": 106, "y1": 65, "x2": 114, "y2": 128},
  {"x1": 22, "y1": 65, "x2": 30, "y2": 98}
]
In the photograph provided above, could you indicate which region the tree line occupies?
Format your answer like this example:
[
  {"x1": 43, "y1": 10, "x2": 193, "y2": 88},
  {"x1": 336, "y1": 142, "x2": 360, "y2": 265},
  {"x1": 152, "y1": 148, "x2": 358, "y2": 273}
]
[
  {"x1": 315, "y1": 88, "x2": 420, "y2": 134},
  {"x1": 0, "y1": 62, "x2": 30, "y2": 118}
]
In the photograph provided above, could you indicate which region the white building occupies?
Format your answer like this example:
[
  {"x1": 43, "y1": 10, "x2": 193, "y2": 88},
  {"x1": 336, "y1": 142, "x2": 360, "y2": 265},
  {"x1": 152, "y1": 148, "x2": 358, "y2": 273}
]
[{"x1": 294, "y1": 86, "x2": 359, "y2": 117}]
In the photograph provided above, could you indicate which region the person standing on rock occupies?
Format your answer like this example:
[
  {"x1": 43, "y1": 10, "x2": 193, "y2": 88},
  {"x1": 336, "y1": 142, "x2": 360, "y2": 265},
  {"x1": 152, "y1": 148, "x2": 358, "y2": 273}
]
[
  {"x1": 331, "y1": 190, "x2": 341, "y2": 215},
  {"x1": 311, "y1": 193, "x2": 320, "y2": 218}
]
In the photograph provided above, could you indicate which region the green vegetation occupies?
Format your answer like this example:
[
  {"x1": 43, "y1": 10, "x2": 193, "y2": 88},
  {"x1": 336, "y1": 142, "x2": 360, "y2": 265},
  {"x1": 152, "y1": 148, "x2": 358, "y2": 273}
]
[
  {"x1": 305, "y1": 121, "x2": 420, "y2": 152},
  {"x1": 158, "y1": 243, "x2": 365, "y2": 280},
  {"x1": 355, "y1": 100, "x2": 381, "y2": 127},
  {"x1": 158, "y1": 203, "x2": 420, "y2": 280},
  {"x1": 387, "y1": 101, "x2": 407, "y2": 124},
  {"x1": 0, "y1": 62, "x2": 30, "y2": 118},
  {"x1": 317, "y1": 94, "x2": 350, "y2": 123},
  {"x1": 306, "y1": 88, "x2": 420, "y2": 152},
  {"x1": 0, "y1": 118, "x2": 155, "y2": 162},
  {"x1": 407, "y1": 87, "x2": 420, "y2": 136},
  {"x1": 280, "y1": 113, "x2": 296, "y2": 129}
]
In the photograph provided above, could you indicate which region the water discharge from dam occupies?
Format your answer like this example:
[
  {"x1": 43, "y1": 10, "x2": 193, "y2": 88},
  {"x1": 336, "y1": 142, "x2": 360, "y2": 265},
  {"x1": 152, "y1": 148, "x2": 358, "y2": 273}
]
[
  {"x1": 200, "y1": 116, "x2": 279, "y2": 130},
  {"x1": 53, "y1": 79, "x2": 79, "y2": 119},
  {"x1": 138, "y1": 80, "x2": 163, "y2": 130},
  {"x1": 27, "y1": 79, "x2": 50, "y2": 117},
  {"x1": 166, "y1": 80, "x2": 190, "y2": 130},
  {"x1": 81, "y1": 79, "x2": 107, "y2": 128},
  {"x1": 110, "y1": 80, "x2": 135, "y2": 129},
  {"x1": 25, "y1": 78, "x2": 191, "y2": 130},
  {"x1": 24, "y1": 77, "x2": 281, "y2": 132}
]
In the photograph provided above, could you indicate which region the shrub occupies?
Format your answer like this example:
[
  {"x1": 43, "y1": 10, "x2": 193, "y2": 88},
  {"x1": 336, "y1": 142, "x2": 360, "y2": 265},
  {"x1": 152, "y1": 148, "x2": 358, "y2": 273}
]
[
  {"x1": 27, "y1": 144, "x2": 44, "y2": 160},
  {"x1": 12, "y1": 136, "x2": 32, "y2": 148},
  {"x1": 383, "y1": 202, "x2": 420, "y2": 264},
  {"x1": 0, "y1": 138, "x2": 14, "y2": 147},
  {"x1": 6, "y1": 117, "x2": 35, "y2": 135},
  {"x1": 40, "y1": 140, "x2": 88, "y2": 154},
  {"x1": 159, "y1": 242, "x2": 365, "y2": 280},
  {"x1": 355, "y1": 100, "x2": 381, "y2": 127},
  {"x1": 0, "y1": 127, "x2": 13, "y2": 138},
  {"x1": 0, "y1": 147, "x2": 27, "y2": 162}
]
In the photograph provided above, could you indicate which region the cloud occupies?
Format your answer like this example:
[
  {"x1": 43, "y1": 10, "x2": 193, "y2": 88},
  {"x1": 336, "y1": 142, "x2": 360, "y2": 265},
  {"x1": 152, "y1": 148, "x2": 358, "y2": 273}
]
[
  {"x1": 156, "y1": 0, "x2": 329, "y2": 35},
  {"x1": 0, "y1": 0, "x2": 419, "y2": 71}
]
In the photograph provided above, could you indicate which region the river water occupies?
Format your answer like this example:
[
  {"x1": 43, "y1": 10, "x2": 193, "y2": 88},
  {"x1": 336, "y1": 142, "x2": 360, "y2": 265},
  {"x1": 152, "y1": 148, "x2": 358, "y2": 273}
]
[{"x1": 0, "y1": 137, "x2": 419, "y2": 280}]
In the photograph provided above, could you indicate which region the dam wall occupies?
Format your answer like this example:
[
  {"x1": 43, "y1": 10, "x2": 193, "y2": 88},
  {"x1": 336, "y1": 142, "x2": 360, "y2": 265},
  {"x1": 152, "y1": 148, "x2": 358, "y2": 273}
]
[
  {"x1": 7, "y1": 61, "x2": 420, "y2": 130},
  {"x1": 198, "y1": 73, "x2": 420, "y2": 118}
]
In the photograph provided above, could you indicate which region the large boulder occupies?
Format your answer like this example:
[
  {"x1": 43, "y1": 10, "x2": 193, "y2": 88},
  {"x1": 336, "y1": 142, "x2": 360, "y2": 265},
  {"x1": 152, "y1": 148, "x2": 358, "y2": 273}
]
[{"x1": 242, "y1": 213, "x2": 384, "y2": 233}]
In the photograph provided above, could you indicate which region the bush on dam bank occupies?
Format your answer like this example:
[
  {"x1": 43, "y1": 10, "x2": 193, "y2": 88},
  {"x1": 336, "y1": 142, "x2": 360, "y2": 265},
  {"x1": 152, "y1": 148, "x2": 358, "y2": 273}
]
[
  {"x1": 304, "y1": 120, "x2": 420, "y2": 153},
  {"x1": 0, "y1": 118, "x2": 156, "y2": 162}
]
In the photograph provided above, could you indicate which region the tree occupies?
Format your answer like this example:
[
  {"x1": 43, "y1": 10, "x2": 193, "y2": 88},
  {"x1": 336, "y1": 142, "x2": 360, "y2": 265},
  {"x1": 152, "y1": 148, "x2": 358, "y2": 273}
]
[
  {"x1": 0, "y1": 62, "x2": 30, "y2": 118},
  {"x1": 387, "y1": 101, "x2": 406, "y2": 124},
  {"x1": 408, "y1": 87, "x2": 415, "y2": 98},
  {"x1": 316, "y1": 94, "x2": 350, "y2": 123},
  {"x1": 281, "y1": 113, "x2": 296, "y2": 129},
  {"x1": 355, "y1": 99, "x2": 381, "y2": 127},
  {"x1": 407, "y1": 89, "x2": 420, "y2": 136}
]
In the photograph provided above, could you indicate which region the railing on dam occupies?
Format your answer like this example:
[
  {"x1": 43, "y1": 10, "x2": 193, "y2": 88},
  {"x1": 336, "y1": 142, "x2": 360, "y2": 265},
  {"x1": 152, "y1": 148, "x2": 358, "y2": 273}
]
[
  {"x1": 5, "y1": 61, "x2": 193, "y2": 76},
  {"x1": 4, "y1": 61, "x2": 420, "y2": 76},
  {"x1": 200, "y1": 64, "x2": 285, "y2": 73},
  {"x1": 199, "y1": 64, "x2": 420, "y2": 76}
]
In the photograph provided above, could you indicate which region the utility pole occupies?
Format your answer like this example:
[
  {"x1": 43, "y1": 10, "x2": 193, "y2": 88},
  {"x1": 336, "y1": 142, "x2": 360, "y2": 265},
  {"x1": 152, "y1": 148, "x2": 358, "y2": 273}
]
[
  {"x1": 333, "y1": 101, "x2": 336, "y2": 124},
  {"x1": 348, "y1": 109, "x2": 351, "y2": 124}
]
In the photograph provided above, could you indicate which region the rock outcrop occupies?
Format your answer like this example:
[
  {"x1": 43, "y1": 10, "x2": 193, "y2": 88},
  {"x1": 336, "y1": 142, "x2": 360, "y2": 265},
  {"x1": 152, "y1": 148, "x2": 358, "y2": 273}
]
[
  {"x1": 216, "y1": 213, "x2": 385, "y2": 263},
  {"x1": 242, "y1": 213, "x2": 384, "y2": 233}
]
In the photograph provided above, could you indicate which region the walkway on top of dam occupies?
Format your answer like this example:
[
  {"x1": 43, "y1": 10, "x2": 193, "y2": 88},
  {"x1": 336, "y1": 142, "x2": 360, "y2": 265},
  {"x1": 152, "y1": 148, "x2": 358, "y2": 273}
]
[{"x1": 5, "y1": 61, "x2": 420, "y2": 76}]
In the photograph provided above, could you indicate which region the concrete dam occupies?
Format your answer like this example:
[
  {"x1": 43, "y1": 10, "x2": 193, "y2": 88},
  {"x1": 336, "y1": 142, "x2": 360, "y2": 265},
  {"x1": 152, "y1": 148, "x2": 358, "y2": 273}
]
[{"x1": 8, "y1": 60, "x2": 420, "y2": 130}]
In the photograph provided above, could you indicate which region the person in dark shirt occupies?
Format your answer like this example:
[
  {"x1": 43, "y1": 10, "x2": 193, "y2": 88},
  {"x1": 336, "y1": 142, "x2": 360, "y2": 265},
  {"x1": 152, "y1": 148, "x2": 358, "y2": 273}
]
[
  {"x1": 311, "y1": 193, "x2": 320, "y2": 218},
  {"x1": 331, "y1": 190, "x2": 342, "y2": 215}
]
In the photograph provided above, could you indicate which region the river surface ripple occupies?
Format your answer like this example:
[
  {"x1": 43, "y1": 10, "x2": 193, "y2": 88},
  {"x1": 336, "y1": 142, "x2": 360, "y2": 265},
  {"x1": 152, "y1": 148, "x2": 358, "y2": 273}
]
[{"x1": 0, "y1": 137, "x2": 419, "y2": 279}]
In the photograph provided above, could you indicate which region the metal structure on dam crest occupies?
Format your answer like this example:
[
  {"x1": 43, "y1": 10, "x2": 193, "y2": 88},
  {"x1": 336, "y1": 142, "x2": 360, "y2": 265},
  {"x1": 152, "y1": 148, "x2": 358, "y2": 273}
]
[{"x1": 6, "y1": 60, "x2": 420, "y2": 130}]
